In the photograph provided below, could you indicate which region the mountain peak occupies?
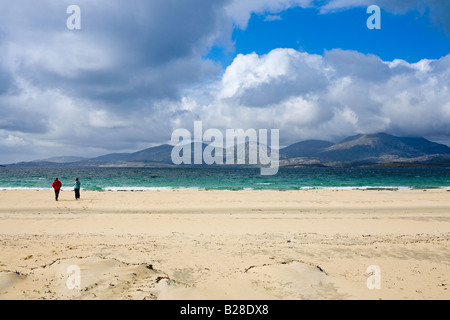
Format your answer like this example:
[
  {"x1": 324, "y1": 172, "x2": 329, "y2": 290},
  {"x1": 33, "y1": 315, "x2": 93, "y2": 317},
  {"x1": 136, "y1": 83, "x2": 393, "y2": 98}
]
[
  {"x1": 279, "y1": 133, "x2": 450, "y2": 163},
  {"x1": 280, "y1": 140, "x2": 334, "y2": 158},
  {"x1": 4, "y1": 133, "x2": 450, "y2": 168}
]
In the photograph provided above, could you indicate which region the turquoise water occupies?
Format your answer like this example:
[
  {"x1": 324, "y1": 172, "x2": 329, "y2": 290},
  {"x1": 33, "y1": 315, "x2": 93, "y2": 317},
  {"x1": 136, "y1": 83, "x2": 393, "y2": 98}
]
[{"x1": 0, "y1": 167, "x2": 449, "y2": 191}]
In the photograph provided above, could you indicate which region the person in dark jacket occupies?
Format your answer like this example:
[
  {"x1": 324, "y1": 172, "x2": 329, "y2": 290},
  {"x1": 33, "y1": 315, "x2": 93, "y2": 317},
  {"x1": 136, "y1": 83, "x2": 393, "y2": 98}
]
[
  {"x1": 74, "y1": 177, "x2": 81, "y2": 200},
  {"x1": 52, "y1": 178, "x2": 62, "y2": 201}
]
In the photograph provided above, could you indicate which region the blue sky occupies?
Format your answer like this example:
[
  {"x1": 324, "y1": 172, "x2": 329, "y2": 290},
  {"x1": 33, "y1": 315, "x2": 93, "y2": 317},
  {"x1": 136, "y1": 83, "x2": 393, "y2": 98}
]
[
  {"x1": 209, "y1": 6, "x2": 450, "y2": 67},
  {"x1": 0, "y1": 0, "x2": 449, "y2": 163}
]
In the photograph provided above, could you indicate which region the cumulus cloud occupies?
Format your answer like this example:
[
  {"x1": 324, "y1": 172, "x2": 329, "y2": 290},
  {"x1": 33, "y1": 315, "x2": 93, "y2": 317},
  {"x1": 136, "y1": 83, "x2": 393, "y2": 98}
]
[
  {"x1": 180, "y1": 48, "x2": 450, "y2": 146},
  {"x1": 218, "y1": 49, "x2": 328, "y2": 106},
  {"x1": 225, "y1": 0, "x2": 313, "y2": 28}
]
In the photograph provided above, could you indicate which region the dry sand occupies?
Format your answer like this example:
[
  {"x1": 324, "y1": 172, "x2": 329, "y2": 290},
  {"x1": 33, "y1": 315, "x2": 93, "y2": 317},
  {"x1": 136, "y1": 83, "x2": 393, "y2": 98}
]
[{"x1": 0, "y1": 188, "x2": 449, "y2": 300}]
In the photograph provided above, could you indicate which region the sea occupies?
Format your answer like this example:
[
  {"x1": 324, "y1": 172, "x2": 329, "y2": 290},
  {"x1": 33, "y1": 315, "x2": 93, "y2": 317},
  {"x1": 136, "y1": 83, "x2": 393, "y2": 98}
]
[{"x1": 0, "y1": 167, "x2": 449, "y2": 191}]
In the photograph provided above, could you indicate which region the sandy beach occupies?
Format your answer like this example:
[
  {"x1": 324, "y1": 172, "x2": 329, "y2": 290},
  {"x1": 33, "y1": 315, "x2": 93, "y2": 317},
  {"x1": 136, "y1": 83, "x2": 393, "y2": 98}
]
[{"x1": 0, "y1": 188, "x2": 449, "y2": 300}]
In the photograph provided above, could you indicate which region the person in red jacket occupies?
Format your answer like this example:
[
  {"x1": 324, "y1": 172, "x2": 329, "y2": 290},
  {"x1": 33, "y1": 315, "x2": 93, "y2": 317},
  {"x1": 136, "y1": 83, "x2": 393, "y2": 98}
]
[{"x1": 52, "y1": 178, "x2": 62, "y2": 201}]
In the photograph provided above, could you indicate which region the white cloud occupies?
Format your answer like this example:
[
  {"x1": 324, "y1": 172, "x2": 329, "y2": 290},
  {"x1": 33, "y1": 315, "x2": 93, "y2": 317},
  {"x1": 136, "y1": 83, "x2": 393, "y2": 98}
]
[
  {"x1": 0, "y1": 132, "x2": 27, "y2": 147},
  {"x1": 4, "y1": 34, "x2": 116, "y2": 79},
  {"x1": 186, "y1": 48, "x2": 450, "y2": 146},
  {"x1": 225, "y1": 0, "x2": 313, "y2": 29},
  {"x1": 219, "y1": 49, "x2": 327, "y2": 107}
]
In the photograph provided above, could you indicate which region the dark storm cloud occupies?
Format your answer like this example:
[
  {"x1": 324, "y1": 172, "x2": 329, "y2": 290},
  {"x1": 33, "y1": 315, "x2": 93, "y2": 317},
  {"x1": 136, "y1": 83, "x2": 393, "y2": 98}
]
[
  {"x1": 0, "y1": 105, "x2": 49, "y2": 134},
  {"x1": 0, "y1": 0, "x2": 231, "y2": 155},
  {"x1": 0, "y1": 0, "x2": 229, "y2": 104},
  {"x1": 0, "y1": 68, "x2": 16, "y2": 95}
]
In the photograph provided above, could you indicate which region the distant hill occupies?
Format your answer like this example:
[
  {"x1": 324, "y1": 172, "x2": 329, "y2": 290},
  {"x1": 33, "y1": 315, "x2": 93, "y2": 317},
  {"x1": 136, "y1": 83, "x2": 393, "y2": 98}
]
[
  {"x1": 319, "y1": 133, "x2": 450, "y2": 162},
  {"x1": 84, "y1": 144, "x2": 175, "y2": 163},
  {"x1": 70, "y1": 144, "x2": 176, "y2": 167},
  {"x1": 127, "y1": 144, "x2": 174, "y2": 163},
  {"x1": 280, "y1": 140, "x2": 334, "y2": 158},
  {"x1": 279, "y1": 133, "x2": 450, "y2": 167},
  {"x1": 39, "y1": 156, "x2": 88, "y2": 163},
  {"x1": 4, "y1": 133, "x2": 450, "y2": 168},
  {"x1": 398, "y1": 137, "x2": 450, "y2": 155}
]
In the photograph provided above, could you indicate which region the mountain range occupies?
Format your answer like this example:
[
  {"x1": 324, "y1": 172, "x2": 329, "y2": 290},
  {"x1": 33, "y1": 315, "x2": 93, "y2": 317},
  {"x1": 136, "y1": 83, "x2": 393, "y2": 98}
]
[{"x1": 4, "y1": 133, "x2": 450, "y2": 168}]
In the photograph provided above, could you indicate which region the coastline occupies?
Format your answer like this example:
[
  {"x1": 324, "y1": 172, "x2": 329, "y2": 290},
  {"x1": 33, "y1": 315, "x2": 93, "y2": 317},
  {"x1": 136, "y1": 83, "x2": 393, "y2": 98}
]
[
  {"x1": 0, "y1": 189, "x2": 449, "y2": 300},
  {"x1": 2, "y1": 185, "x2": 450, "y2": 191}
]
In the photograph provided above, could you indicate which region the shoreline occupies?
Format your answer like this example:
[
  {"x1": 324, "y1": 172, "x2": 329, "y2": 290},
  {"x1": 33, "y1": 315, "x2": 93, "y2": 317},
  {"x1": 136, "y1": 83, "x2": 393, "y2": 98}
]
[
  {"x1": 0, "y1": 185, "x2": 449, "y2": 192},
  {"x1": 0, "y1": 188, "x2": 449, "y2": 300}
]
